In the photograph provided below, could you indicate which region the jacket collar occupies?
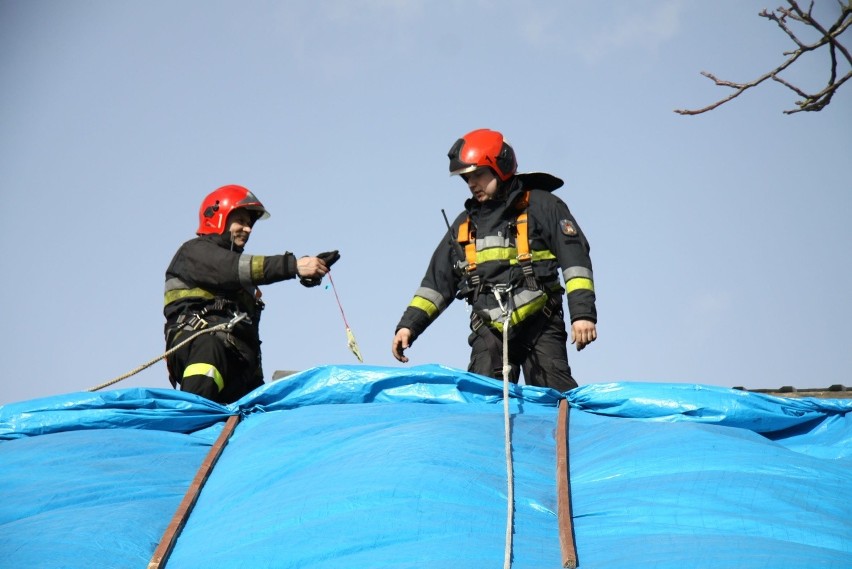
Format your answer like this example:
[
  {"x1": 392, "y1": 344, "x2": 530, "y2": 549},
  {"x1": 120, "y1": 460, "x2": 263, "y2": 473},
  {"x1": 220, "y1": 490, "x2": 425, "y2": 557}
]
[
  {"x1": 464, "y1": 176, "x2": 525, "y2": 215},
  {"x1": 201, "y1": 232, "x2": 245, "y2": 253}
]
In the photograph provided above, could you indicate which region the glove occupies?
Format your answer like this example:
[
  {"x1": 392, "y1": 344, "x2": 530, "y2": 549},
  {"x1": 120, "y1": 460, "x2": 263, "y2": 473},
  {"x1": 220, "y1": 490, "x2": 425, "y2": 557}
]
[
  {"x1": 317, "y1": 250, "x2": 340, "y2": 268},
  {"x1": 298, "y1": 250, "x2": 340, "y2": 287}
]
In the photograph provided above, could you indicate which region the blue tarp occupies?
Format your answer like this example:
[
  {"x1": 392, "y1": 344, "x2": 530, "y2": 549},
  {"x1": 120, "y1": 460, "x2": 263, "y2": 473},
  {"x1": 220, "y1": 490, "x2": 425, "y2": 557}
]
[{"x1": 1, "y1": 364, "x2": 850, "y2": 568}]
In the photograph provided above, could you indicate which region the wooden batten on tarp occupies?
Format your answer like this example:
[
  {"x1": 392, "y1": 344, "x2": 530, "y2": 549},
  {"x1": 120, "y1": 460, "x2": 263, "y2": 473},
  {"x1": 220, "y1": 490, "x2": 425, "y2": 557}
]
[
  {"x1": 556, "y1": 399, "x2": 577, "y2": 569},
  {"x1": 148, "y1": 414, "x2": 240, "y2": 569}
]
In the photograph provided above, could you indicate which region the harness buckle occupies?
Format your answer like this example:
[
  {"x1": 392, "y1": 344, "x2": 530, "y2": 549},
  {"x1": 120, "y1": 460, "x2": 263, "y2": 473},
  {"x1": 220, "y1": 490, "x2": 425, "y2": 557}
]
[
  {"x1": 188, "y1": 314, "x2": 209, "y2": 330},
  {"x1": 470, "y1": 313, "x2": 484, "y2": 332},
  {"x1": 542, "y1": 292, "x2": 561, "y2": 319}
]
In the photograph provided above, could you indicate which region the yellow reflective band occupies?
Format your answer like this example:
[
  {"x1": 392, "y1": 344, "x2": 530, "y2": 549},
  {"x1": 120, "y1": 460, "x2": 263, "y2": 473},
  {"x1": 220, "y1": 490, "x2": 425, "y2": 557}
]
[
  {"x1": 183, "y1": 363, "x2": 225, "y2": 392},
  {"x1": 251, "y1": 255, "x2": 265, "y2": 282},
  {"x1": 476, "y1": 248, "x2": 514, "y2": 263},
  {"x1": 512, "y1": 294, "x2": 547, "y2": 325},
  {"x1": 475, "y1": 248, "x2": 556, "y2": 265},
  {"x1": 566, "y1": 277, "x2": 594, "y2": 293},
  {"x1": 410, "y1": 296, "x2": 439, "y2": 318},
  {"x1": 530, "y1": 250, "x2": 557, "y2": 262},
  {"x1": 489, "y1": 294, "x2": 547, "y2": 333},
  {"x1": 164, "y1": 287, "x2": 215, "y2": 306}
]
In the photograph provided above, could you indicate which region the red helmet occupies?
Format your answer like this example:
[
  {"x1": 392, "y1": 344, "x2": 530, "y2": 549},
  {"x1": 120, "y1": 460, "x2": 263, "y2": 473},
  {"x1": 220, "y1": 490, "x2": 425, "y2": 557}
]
[
  {"x1": 447, "y1": 128, "x2": 517, "y2": 181},
  {"x1": 196, "y1": 184, "x2": 270, "y2": 235}
]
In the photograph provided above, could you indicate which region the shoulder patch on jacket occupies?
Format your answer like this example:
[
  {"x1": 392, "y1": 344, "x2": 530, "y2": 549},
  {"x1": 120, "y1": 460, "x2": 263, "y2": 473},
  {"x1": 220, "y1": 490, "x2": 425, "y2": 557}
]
[{"x1": 560, "y1": 219, "x2": 577, "y2": 236}]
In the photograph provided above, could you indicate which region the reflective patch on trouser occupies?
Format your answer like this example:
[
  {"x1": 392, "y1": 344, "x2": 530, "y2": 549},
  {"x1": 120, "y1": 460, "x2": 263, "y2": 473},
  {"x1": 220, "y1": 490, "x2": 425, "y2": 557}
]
[
  {"x1": 183, "y1": 362, "x2": 225, "y2": 392},
  {"x1": 166, "y1": 330, "x2": 264, "y2": 404}
]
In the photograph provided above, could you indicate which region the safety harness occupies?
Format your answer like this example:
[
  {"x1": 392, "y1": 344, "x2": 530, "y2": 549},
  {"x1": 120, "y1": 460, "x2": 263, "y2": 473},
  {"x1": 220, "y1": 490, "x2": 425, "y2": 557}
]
[
  {"x1": 163, "y1": 283, "x2": 264, "y2": 389},
  {"x1": 457, "y1": 190, "x2": 563, "y2": 336},
  {"x1": 457, "y1": 190, "x2": 539, "y2": 295}
]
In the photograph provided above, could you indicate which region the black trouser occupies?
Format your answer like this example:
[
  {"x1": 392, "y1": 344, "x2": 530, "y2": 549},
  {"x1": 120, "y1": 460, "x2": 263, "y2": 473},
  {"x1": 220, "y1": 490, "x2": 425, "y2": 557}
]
[
  {"x1": 166, "y1": 331, "x2": 263, "y2": 404},
  {"x1": 467, "y1": 307, "x2": 578, "y2": 392}
]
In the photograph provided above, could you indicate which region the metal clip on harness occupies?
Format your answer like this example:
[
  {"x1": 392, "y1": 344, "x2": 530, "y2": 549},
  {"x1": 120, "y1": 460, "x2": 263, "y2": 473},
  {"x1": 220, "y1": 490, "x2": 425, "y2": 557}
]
[
  {"x1": 492, "y1": 284, "x2": 513, "y2": 324},
  {"x1": 225, "y1": 311, "x2": 247, "y2": 329}
]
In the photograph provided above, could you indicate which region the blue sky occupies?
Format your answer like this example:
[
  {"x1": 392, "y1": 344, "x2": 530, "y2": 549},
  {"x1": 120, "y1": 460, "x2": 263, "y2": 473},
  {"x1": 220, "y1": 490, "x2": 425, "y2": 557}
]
[{"x1": 1, "y1": 0, "x2": 849, "y2": 405}]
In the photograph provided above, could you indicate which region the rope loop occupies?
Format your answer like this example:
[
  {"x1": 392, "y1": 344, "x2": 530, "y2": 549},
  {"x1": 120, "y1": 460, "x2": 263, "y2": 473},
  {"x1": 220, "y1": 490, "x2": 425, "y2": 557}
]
[{"x1": 86, "y1": 312, "x2": 247, "y2": 392}]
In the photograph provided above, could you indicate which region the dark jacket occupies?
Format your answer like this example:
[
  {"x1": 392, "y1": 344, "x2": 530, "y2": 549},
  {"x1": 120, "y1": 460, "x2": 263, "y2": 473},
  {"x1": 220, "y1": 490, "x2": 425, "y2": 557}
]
[
  {"x1": 163, "y1": 232, "x2": 299, "y2": 376},
  {"x1": 396, "y1": 174, "x2": 596, "y2": 340}
]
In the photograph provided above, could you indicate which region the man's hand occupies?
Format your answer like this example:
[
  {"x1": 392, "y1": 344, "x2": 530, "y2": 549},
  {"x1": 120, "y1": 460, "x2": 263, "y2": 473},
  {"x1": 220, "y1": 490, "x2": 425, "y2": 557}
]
[
  {"x1": 298, "y1": 251, "x2": 340, "y2": 287},
  {"x1": 297, "y1": 256, "x2": 329, "y2": 278},
  {"x1": 571, "y1": 320, "x2": 597, "y2": 351},
  {"x1": 297, "y1": 256, "x2": 328, "y2": 287},
  {"x1": 391, "y1": 328, "x2": 413, "y2": 363}
]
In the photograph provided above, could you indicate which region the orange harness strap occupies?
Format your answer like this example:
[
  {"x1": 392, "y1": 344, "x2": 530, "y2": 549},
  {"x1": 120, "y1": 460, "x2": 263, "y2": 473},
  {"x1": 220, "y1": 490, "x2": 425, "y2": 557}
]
[
  {"x1": 514, "y1": 190, "x2": 532, "y2": 261},
  {"x1": 457, "y1": 191, "x2": 535, "y2": 290},
  {"x1": 514, "y1": 192, "x2": 537, "y2": 289},
  {"x1": 515, "y1": 211, "x2": 530, "y2": 261},
  {"x1": 457, "y1": 218, "x2": 478, "y2": 273}
]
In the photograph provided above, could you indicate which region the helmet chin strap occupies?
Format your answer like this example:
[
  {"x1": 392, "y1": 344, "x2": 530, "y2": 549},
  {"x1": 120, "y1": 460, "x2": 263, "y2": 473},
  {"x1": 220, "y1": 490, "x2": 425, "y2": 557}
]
[{"x1": 228, "y1": 231, "x2": 249, "y2": 252}]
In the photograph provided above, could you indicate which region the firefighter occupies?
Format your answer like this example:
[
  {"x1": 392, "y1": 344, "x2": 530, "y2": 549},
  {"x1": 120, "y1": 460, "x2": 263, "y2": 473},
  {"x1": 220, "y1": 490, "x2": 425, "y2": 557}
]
[
  {"x1": 164, "y1": 184, "x2": 339, "y2": 403},
  {"x1": 391, "y1": 129, "x2": 597, "y2": 391}
]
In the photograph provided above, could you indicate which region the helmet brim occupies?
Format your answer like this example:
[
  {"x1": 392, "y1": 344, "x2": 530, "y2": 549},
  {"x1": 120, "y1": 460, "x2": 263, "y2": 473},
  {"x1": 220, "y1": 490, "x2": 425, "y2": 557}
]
[
  {"x1": 241, "y1": 204, "x2": 271, "y2": 221},
  {"x1": 449, "y1": 164, "x2": 479, "y2": 177}
]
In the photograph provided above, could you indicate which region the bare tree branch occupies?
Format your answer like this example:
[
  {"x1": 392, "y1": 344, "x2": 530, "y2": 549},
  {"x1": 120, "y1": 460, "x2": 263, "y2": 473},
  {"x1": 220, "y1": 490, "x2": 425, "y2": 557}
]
[{"x1": 675, "y1": 0, "x2": 852, "y2": 115}]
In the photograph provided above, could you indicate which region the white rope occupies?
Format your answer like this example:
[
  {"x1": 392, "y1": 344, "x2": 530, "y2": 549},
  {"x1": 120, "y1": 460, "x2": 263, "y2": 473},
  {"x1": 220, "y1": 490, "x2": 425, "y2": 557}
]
[
  {"x1": 502, "y1": 315, "x2": 515, "y2": 569},
  {"x1": 86, "y1": 313, "x2": 247, "y2": 392},
  {"x1": 494, "y1": 287, "x2": 515, "y2": 569}
]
